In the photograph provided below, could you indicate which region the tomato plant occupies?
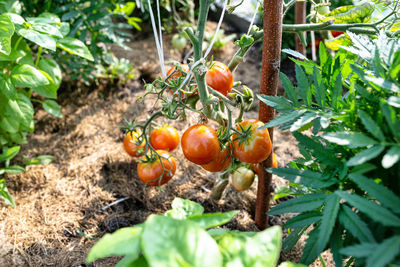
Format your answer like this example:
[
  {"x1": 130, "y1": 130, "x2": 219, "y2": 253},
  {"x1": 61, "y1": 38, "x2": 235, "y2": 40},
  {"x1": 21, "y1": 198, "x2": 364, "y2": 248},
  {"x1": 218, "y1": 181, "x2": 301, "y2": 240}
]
[
  {"x1": 150, "y1": 126, "x2": 180, "y2": 152},
  {"x1": 123, "y1": 131, "x2": 145, "y2": 157},
  {"x1": 137, "y1": 150, "x2": 176, "y2": 186},
  {"x1": 201, "y1": 146, "x2": 231, "y2": 172},
  {"x1": 231, "y1": 167, "x2": 255, "y2": 191},
  {"x1": 181, "y1": 125, "x2": 220, "y2": 165},
  {"x1": 232, "y1": 119, "x2": 272, "y2": 164},
  {"x1": 206, "y1": 61, "x2": 233, "y2": 96}
]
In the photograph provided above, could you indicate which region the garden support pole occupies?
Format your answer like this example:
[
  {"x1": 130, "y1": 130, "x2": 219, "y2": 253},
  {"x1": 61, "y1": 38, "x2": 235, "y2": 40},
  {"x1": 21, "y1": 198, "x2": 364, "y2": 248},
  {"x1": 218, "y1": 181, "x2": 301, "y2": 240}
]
[
  {"x1": 295, "y1": 0, "x2": 306, "y2": 55},
  {"x1": 255, "y1": 0, "x2": 283, "y2": 230}
]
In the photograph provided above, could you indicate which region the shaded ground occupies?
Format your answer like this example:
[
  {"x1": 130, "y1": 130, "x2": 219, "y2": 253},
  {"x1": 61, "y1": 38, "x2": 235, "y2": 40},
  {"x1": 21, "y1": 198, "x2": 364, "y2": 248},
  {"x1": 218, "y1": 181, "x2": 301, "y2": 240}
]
[{"x1": 0, "y1": 23, "x2": 332, "y2": 266}]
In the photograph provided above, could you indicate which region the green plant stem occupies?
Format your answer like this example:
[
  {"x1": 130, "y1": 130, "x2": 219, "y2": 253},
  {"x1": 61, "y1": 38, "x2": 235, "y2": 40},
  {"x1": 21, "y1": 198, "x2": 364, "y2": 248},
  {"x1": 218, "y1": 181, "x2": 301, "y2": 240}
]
[
  {"x1": 14, "y1": 36, "x2": 23, "y2": 50},
  {"x1": 35, "y1": 47, "x2": 42, "y2": 67}
]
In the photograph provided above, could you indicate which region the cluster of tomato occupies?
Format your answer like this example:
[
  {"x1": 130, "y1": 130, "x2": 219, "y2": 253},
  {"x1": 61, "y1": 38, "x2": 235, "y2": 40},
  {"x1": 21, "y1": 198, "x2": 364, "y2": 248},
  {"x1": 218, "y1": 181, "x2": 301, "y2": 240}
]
[{"x1": 123, "y1": 61, "x2": 278, "y2": 190}]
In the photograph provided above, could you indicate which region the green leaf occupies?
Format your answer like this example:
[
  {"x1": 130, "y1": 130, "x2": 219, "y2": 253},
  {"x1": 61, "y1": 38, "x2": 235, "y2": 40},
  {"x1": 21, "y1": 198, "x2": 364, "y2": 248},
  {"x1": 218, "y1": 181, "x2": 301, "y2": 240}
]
[
  {"x1": 0, "y1": 179, "x2": 15, "y2": 207},
  {"x1": 268, "y1": 194, "x2": 327, "y2": 215},
  {"x1": 0, "y1": 76, "x2": 16, "y2": 99},
  {"x1": 283, "y1": 226, "x2": 307, "y2": 252},
  {"x1": 59, "y1": 22, "x2": 70, "y2": 37},
  {"x1": 5, "y1": 13, "x2": 24, "y2": 24},
  {"x1": 296, "y1": 64, "x2": 311, "y2": 107},
  {"x1": 280, "y1": 72, "x2": 297, "y2": 105},
  {"x1": 259, "y1": 110, "x2": 307, "y2": 129},
  {"x1": 16, "y1": 93, "x2": 34, "y2": 131},
  {"x1": 387, "y1": 96, "x2": 400, "y2": 108},
  {"x1": 164, "y1": 197, "x2": 204, "y2": 219},
  {"x1": 0, "y1": 14, "x2": 14, "y2": 55},
  {"x1": 187, "y1": 211, "x2": 238, "y2": 229},
  {"x1": 357, "y1": 110, "x2": 385, "y2": 141},
  {"x1": 0, "y1": 165, "x2": 25, "y2": 174},
  {"x1": 339, "y1": 205, "x2": 375, "y2": 243},
  {"x1": 0, "y1": 146, "x2": 20, "y2": 162},
  {"x1": 257, "y1": 95, "x2": 293, "y2": 110},
  {"x1": 322, "y1": 132, "x2": 377, "y2": 148},
  {"x1": 42, "y1": 100, "x2": 62, "y2": 118},
  {"x1": 282, "y1": 48, "x2": 310, "y2": 61},
  {"x1": 17, "y1": 28, "x2": 56, "y2": 51},
  {"x1": 116, "y1": 253, "x2": 145, "y2": 267},
  {"x1": 317, "y1": 194, "x2": 340, "y2": 256},
  {"x1": 300, "y1": 227, "x2": 320, "y2": 265},
  {"x1": 340, "y1": 243, "x2": 377, "y2": 258},
  {"x1": 332, "y1": 73, "x2": 342, "y2": 110},
  {"x1": 290, "y1": 112, "x2": 317, "y2": 131},
  {"x1": 86, "y1": 226, "x2": 142, "y2": 263},
  {"x1": 319, "y1": 42, "x2": 328, "y2": 66},
  {"x1": 346, "y1": 145, "x2": 385, "y2": 166},
  {"x1": 284, "y1": 211, "x2": 322, "y2": 229},
  {"x1": 267, "y1": 168, "x2": 338, "y2": 188},
  {"x1": 31, "y1": 22, "x2": 63, "y2": 38},
  {"x1": 366, "y1": 236, "x2": 400, "y2": 267},
  {"x1": 330, "y1": 226, "x2": 343, "y2": 267},
  {"x1": 366, "y1": 76, "x2": 400, "y2": 93},
  {"x1": 381, "y1": 146, "x2": 400, "y2": 169},
  {"x1": 349, "y1": 173, "x2": 400, "y2": 214},
  {"x1": 278, "y1": 262, "x2": 307, "y2": 267},
  {"x1": 57, "y1": 37, "x2": 94, "y2": 61},
  {"x1": 33, "y1": 58, "x2": 61, "y2": 98},
  {"x1": 381, "y1": 101, "x2": 400, "y2": 140},
  {"x1": 312, "y1": 66, "x2": 325, "y2": 109},
  {"x1": 11, "y1": 64, "x2": 49, "y2": 88},
  {"x1": 0, "y1": 0, "x2": 21, "y2": 14},
  {"x1": 141, "y1": 215, "x2": 222, "y2": 267},
  {"x1": 38, "y1": 12, "x2": 61, "y2": 23},
  {"x1": 336, "y1": 190, "x2": 400, "y2": 227}
]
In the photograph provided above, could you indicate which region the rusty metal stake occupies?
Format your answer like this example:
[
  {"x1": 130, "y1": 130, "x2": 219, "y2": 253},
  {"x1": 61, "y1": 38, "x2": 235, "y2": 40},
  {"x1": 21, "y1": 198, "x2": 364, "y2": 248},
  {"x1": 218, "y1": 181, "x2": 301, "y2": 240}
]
[
  {"x1": 295, "y1": 0, "x2": 307, "y2": 55},
  {"x1": 255, "y1": 0, "x2": 284, "y2": 230}
]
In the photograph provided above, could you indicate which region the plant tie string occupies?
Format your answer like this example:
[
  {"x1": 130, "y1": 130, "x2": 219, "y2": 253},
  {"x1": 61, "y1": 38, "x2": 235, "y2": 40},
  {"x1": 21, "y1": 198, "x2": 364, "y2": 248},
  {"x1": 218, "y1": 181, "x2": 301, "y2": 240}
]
[{"x1": 247, "y1": 0, "x2": 261, "y2": 35}]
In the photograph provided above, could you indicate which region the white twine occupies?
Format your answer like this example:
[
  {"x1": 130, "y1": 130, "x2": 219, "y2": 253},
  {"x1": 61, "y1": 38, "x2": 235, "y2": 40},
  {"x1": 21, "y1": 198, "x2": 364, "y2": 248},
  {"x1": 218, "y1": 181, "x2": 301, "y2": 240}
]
[{"x1": 247, "y1": 0, "x2": 261, "y2": 35}]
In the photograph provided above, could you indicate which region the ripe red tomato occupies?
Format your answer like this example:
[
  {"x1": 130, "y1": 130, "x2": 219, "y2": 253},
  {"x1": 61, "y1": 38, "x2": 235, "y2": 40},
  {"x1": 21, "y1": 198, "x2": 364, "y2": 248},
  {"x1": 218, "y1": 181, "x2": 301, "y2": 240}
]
[
  {"x1": 201, "y1": 146, "x2": 231, "y2": 172},
  {"x1": 206, "y1": 61, "x2": 233, "y2": 96},
  {"x1": 181, "y1": 124, "x2": 220, "y2": 165},
  {"x1": 232, "y1": 119, "x2": 272, "y2": 164},
  {"x1": 150, "y1": 126, "x2": 180, "y2": 152},
  {"x1": 123, "y1": 131, "x2": 145, "y2": 157},
  {"x1": 137, "y1": 150, "x2": 177, "y2": 186},
  {"x1": 331, "y1": 30, "x2": 344, "y2": 37},
  {"x1": 231, "y1": 167, "x2": 255, "y2": 191},
  {"x1": 166, "y1": 64, "x2": 190, "y2": 82}
]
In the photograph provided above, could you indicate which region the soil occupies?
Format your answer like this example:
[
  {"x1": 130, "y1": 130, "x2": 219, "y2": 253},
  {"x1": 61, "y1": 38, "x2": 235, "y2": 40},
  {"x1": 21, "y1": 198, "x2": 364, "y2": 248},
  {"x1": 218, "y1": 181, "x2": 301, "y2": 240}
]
[{"x1": 0, "y1": 23, "x2": 332, "y2": 266}]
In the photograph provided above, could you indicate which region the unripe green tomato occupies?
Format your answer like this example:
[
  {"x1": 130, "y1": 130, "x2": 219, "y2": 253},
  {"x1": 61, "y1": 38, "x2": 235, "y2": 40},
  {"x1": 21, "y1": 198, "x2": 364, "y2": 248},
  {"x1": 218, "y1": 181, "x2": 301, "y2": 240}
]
[
  {"x1": 231, "y1": 167, "x2": 255, "y2": 191},
  {"x1": 172, "y1": 34, "x2": 187, "y2": 50},
  {"x1": 316, "y1": 5, "x2": 330, "y2": 15}
]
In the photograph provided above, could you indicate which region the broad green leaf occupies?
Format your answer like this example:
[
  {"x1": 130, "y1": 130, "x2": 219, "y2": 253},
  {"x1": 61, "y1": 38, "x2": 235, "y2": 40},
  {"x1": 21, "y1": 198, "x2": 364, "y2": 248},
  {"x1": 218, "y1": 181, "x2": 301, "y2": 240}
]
[
  {"x1": 381, "y1": 146, "x2": 400, "y2": 169},
  {"x1": 349, "y1": 173, "x2": 400, "y2": 214},
  {"x1": 257, "y1": 95, "x2": 293, "y2": 110},
  {"x1": 0, "y1": 0, "x2": 21, "y2": 14},
  {"x1": 86, "y1": 226, "x2": 142, "y2": 263},
  {"x1": 187, "y1": 211, "x2": 238, "y2": 229},
  {"x1": 25, "y1": 155, "x2": 54, "y2": 166},
  {"x1": 11, "y1": 64, "x2": 49, "y2": 88},
  {"x1": 336, "y1": 190, "x2": 400, "y2": 227},
  {"x1": 5, "y1": 13, "x2": 24, "y2": 24},
  {"x1": 284, "y1": 211, "x2": 322, "y2": 229},
  {"x1": 340, "y1": 243, "x2": 377, "y2": 258},
  {"x1": 38, "y1": 12, "x2": 61, "y2": 23},
  {"x1": 0, "y1": 145, "x2": 20, "y2": 162},
  {"x1": 300, "y1": 227, "x2": 320, "y2": 265},
  {"x1": 16, "y1": 93, "x2": 34, "y2": 131},
  {"x1": 0, "y1": 76, "x2": 16, "y2": 99},
  {"x1": 267, "y1": 168, "x2": 338, "y2": 188},
  {"x1": 366, "y1": 236, "x2": 400, "y2": 267},
  {"x1": 0, "y1": 14, "x2": 14, "y2": 55},
  {"x1": 59, "y1": 22, "x2": 70, "y2": 37},
  {"x1": 283, "y1": 226, "x2": 307, "y2": 252},
  {"x1": 165, "y1": 197, "x2": 204, "y2": 219},
  {"x1": 280, "y1": 72, "x2": 297, "y2": 105},
  {"x1": 268, "y1": 194, "x2": 327, "y2": 215},
  {"x1": 34, "y1": 57, "x2": 62, "y2": 98},
  {"x1": 17, "y1": 28, "x2": 56, "y2": 51},
  {"x1": 57, "y1": 37, "x2": 94, "y2": 61},
  {"x1": 42, "y1": 100, "x2": 62, "y2": 118},
  {"x1": 290, "y1": 112, "x2": 317, "y2": 131},
  {"x1": 141, "y1": 215, "x2": 222, "y2": 267},
  {"x1": 0, "y1": 165, "x2": 25, "y2": 174},
  {"x1": 259, "y1": 110, "x2": 307, "y2": 129},
  {"x1": 0, "y1": 114, "x2": 19, "y2": 133},
  {"x1": 339, "y1": 205, "x2": 375, "y2": 243},
  {"x1": 0, "y1": 179, "x2": 14, "y2": 207},
  {"x1": 116, "y1": 253, "x2": 145, "y2": 267},
  {"x1": 321, "y1": 2, "x2": 374, "y2": 24},
  {"x1": 358, "y1": 110, "x2": 385, "y2": 141},
  {"x1": 30, "y1": 23, "x2": 63, "y2": 38},
  {"x1": 322, "y1": 132, "x2": 377, "y2": 148},
  {"x1": 278, "y1": 262, "x2": 307, "y2": 267},
  {"x1": 317, "y1": 194, "x2": 340, "y2": 256},
  {"x1": 61, "y1": 10, "x2": 79, "y2": 21},
  {"x1": 346, "y1": 145, "x2": 385, "y2": 166}
]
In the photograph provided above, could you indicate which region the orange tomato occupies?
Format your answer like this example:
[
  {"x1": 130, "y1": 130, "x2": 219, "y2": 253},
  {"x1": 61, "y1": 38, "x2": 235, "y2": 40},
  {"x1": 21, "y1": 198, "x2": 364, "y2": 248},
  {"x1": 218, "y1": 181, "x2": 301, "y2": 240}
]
[
  {"x1": 150, "y1": 126, "x2": 180, "y2": 152},
  {"x1": 181, "y1": 124, "x2": 220, "y2": 165},
  {"x1": 201, "y1": 147, "x2": 231, "y2": 172},
  {"x1": 137, "y1": 150, "x2": 177, "y2": 186},
  {"x1": 123, "y1": 131, "x2": 145, "y2": 157},
  {"x1": 272, "y1": 153, "x2": 277, "y2": 168},
  {"x1": 206, "y1": 61, "x2": 233, "y2": 96},
  {"x1": 232, "y1": 119, "x2": 272, "y2": 164}
]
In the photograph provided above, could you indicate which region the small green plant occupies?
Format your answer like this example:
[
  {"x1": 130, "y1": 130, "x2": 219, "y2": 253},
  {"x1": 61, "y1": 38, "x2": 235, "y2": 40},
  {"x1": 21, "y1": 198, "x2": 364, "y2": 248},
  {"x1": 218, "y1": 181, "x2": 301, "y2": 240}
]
[
  {"x1": 258, "y1": 32, "x2": 400, "y2": 266},
  {"x1": 95, "y1": 53, "x2": 136, "y2": 85},
  {"x1": 0, "y1": 3, "x2": 93, "y2": 206},
  {"x1": 87, "y1": 197, "x2": 306, "y2": 267},
  {"x1": 204, "y1": 29, "x2": 236, "y2": 51}
]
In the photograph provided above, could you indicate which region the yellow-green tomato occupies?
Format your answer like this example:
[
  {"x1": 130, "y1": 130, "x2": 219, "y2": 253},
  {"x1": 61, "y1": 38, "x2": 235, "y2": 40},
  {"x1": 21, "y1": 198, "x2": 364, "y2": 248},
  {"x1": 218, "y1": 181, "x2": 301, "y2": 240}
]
[
  {"x1": 172, "y1": 34, "x2": 187, "y2": 50},
  {"x1": 231, "y1": 167, "x2": 255, "y2": 191}
]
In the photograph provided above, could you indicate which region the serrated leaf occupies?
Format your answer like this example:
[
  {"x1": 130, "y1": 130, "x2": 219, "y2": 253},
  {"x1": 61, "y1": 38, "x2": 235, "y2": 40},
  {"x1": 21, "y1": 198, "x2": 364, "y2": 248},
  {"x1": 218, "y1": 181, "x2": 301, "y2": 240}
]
[
  {"x1": 349, "y1": 173, "x2": 400, "y2": 214},
  {"x1": 381, "y1": 102, "x2": 400, "y2": 140},
  {"x1": 339, "y1": 205, "x2": 375, "y2": 243},
  {"x1": 17, "y1": 28, "x2": 56, "y2": 51},
  {"x1": 313, "y1": 66, "x2": 325, "y2": 109},
  {"x1": 268, "y1": 168, "x2": 338, "y2": 188},
  {"x1": 340, "y1": 243, "x2": 377, "y2": 258},
  {"x1": 290, "y1": 112, "x2": 317, "y2": 131},
  {"x1": 346, "y1": 145, "x2": 385, "y2": 166},
  {"x1": 42, "y1": 100, "x2": 62, "y2": 118},
  {"x1": 300, "y1": 227, "x2": 320, "y2": 264},
  {"x1": 387, "y1": 96, "x2": 400, "y2": 108},
  {"x1": 11, "y1": 64, "x2": 49, "y2": 88},
  {"x1": 57, "y1": 37, "x2": 94, "y2": 61},
  {"x1": 317, "y1": 194, "x2": 340, "y2": 255},
  {"x1": 366, "y1": 76, "x2": 400, "y2": 93},
  {"x1": 319, "y1": 42, "x2": 328, "y2": 66},
  {"x1": 283, "y1": 226, "x2": 308, "y2": 252},
  {"x1": 322, "y1": 132, "x2": 377, "y2": 148},
  {"x1": 336, "y1": 190, "x2": 400, "y2": 227},
  {"x1": 332, "y1": 73, "x2": 343, "y2": 110},
  {"x1": 330, "y1": 226, "x2": 343, "y2": 267},
  {"x1": 282, "y1": 48, "x2": 310, "y2": 61},
  {"x1": 259, "y1": 110, "x2": 307, "y2": 129},
  {"x1": 366, "y1": 236, "x2": 400, "y2": 267},
  {"x1": 284, "y1": 211, "x2": 322, "y2": 229},
  {"x1": 358, "y1": 110, "x2": 385, "y2": 141},
  {"x1": 296, "y1": 64, "x2": 311, "y2": 107},
  {"x1": 280, "y1": 72, "x2": 297, "y2": 105},
  {"x1": 268, "y1": 194, "x2": 327, "y2": 215},
  {"x1": 381, "y1": 146, "x2": 400, "y2": 169},
  {"x1": 257, "y1": 95, "x2": 293, "y2": 109}
]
